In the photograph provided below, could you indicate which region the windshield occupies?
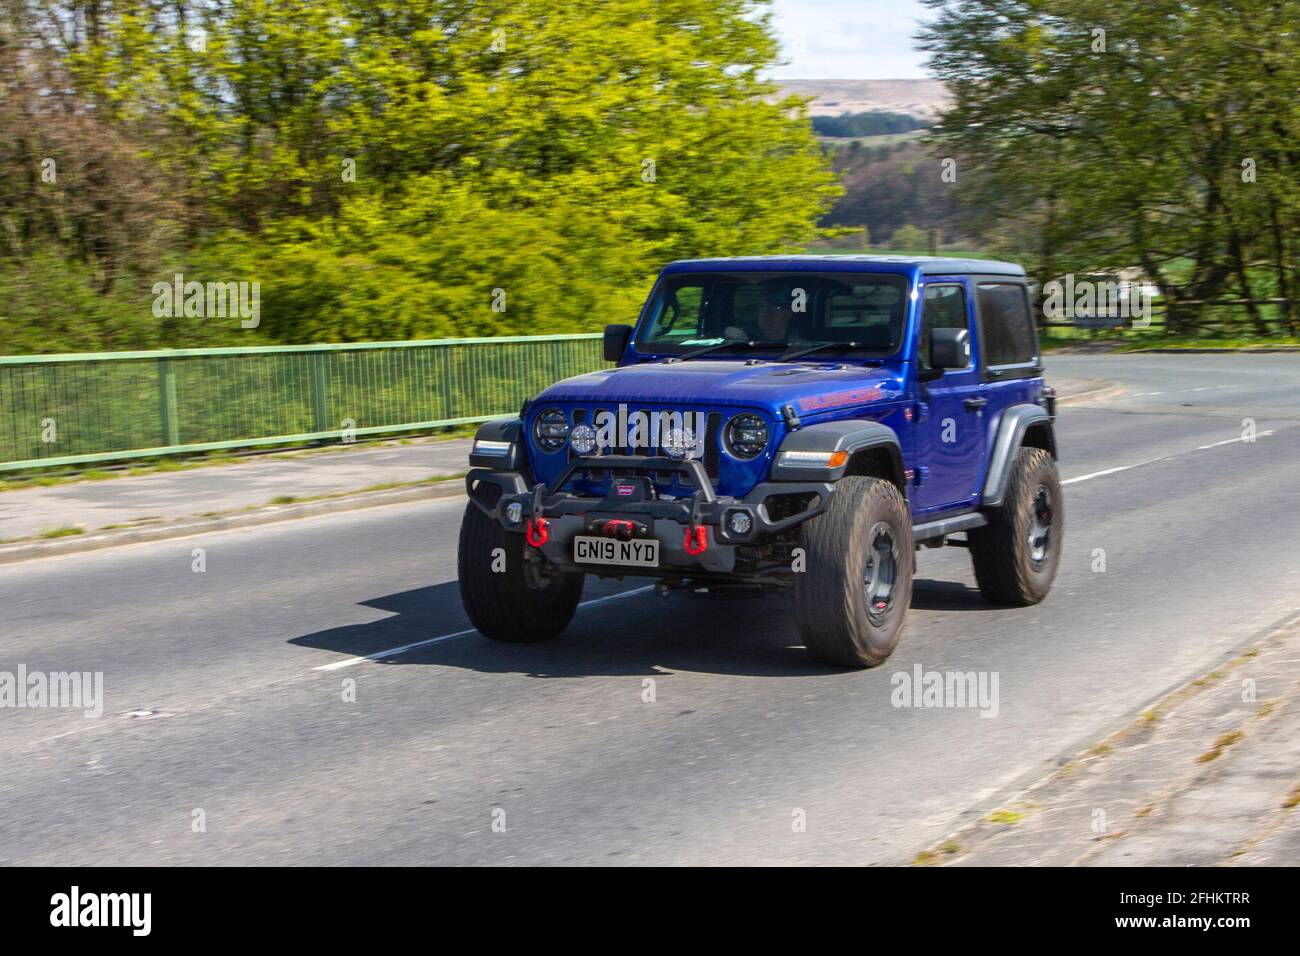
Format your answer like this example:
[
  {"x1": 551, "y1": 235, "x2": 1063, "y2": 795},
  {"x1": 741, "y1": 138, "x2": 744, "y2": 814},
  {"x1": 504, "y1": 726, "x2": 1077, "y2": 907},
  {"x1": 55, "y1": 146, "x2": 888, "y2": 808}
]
[{"x1": 637, "y1": 271, "x2": 910, "y2": 356}]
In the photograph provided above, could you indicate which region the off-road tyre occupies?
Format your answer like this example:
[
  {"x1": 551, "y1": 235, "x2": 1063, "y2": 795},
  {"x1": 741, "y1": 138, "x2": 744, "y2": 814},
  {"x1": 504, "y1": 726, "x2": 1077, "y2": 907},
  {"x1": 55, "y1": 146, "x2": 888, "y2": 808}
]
[
  {"x1": 793, "y1": 476, "x2": 914, "y2": 668},
  {"x1": 969, "y1": 446, "x2": 1063, "y2": 606},
  {"x1": 457, "y1": 503, "x2": 584, "y2": 642}
]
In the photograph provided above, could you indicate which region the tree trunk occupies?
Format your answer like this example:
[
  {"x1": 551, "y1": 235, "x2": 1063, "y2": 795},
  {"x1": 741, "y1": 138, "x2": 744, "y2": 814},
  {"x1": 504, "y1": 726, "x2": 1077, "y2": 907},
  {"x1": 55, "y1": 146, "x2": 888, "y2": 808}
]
[{"x1": 1227, "y1": 229, "x2": 1268, "y2": 336}]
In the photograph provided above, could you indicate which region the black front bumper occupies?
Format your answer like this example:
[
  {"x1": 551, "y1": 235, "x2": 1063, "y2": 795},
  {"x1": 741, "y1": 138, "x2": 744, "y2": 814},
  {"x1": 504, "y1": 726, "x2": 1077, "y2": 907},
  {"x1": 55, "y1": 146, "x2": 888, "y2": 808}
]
[{"x1": 466, "y1": 455, "x2": 833, "y2": 577}]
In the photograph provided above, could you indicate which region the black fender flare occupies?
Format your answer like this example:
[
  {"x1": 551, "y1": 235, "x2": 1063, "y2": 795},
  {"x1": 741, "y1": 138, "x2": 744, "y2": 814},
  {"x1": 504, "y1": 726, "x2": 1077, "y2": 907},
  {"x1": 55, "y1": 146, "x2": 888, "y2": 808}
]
[
  {"x1": 465, "y1": 468, "x2": 529, "y2": 517},
  {"x1": 769, "y1": 420, "x2": 905, "y2": 491},
  {"x1": 468, "y1": 417, "x2": 527, "y2": 471},
  {"x1": 981, "y1": 404, "x2": 1057, "y2": 508}
]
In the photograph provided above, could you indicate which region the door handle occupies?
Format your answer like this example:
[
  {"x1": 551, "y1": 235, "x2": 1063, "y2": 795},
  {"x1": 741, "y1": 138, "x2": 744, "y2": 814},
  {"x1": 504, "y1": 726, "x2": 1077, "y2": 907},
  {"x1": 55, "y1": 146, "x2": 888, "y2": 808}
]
[{"x1": 963, "y1": 397, "x2": 988, "y2": 411}]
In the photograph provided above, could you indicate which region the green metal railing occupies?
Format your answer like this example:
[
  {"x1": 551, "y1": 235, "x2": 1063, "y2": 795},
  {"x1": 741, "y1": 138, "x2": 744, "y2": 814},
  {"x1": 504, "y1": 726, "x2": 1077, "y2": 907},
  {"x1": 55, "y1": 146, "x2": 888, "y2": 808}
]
[{"x1": 0, "y1": 334, "x2": 605, "y2": 471}]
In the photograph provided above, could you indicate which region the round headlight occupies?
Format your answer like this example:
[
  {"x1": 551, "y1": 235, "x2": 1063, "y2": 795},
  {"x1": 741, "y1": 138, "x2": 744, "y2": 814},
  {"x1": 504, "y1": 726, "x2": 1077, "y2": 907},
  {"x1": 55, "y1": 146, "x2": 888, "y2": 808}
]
[
  {"x1": 534, "y1": 408, "x2": 569, "y2": 452},
  {"x1": 569, "y1": 423, "x2": 598, "y2": 456},
  {"x1": 725, "y1": 414, "x2": 768, "y2": 459},
  {"x1": 661, "y1": 425, "x2": 696, "y2": 460}
]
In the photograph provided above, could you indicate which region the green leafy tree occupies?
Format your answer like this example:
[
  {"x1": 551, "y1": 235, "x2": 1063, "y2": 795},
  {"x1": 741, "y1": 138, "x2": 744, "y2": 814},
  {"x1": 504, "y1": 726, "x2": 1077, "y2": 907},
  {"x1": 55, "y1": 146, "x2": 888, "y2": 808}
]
[
  {"x1": 0, "y1": 0, "x2": 842, "y2": 351},
  {"x1": 919, "y1": 0, "x2": 1299, "y2": 334}
]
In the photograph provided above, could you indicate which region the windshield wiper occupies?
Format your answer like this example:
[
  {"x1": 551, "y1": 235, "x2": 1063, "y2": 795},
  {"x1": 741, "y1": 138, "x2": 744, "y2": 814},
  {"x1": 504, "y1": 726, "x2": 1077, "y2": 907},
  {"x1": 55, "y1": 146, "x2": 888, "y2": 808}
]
[
  {"x1": 665, "y1": 339, "x2": 782, "y2": 362},
  {"x1": 775, "y1": 341, "x2": 868, "y2": 363}
]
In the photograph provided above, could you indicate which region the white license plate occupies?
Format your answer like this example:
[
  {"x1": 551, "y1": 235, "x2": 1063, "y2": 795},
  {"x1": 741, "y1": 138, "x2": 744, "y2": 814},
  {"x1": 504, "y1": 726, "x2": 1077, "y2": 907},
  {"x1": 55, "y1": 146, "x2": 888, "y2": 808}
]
[{"x1": 572, "y1": 535, "x2": 660, "y2": 568}]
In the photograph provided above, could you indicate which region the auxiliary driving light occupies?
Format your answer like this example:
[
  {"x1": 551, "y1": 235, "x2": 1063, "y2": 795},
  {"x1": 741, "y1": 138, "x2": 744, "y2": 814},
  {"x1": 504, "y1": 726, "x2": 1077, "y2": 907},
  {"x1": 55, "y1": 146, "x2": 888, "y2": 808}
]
[
  {"x1": 661, "y1": 426, "x2": 695, "y2": 460},
  {"x1": 727, "y1": 511, "x2": 753, "y2": 536},
  {"x1": 505, "y1": 502, "x2": 523, "y2": 525},
  {"x1": 569, "y1": 423, "x2": 598, "y2": 455}
]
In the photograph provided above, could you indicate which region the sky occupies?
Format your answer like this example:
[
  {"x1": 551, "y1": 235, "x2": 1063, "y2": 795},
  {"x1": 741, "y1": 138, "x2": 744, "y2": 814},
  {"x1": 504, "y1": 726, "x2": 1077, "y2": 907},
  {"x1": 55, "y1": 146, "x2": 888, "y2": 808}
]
[{"x1": 768, "y1": 0, "x2": 934, "y2": 79}]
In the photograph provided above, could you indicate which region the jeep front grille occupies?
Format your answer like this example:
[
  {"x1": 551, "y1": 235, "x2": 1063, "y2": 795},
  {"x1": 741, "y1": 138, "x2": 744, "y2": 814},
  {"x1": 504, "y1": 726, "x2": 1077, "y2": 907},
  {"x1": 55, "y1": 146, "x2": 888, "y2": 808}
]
[{"x1": 561, "y1": 406, "x2": 723, "y2": 490}]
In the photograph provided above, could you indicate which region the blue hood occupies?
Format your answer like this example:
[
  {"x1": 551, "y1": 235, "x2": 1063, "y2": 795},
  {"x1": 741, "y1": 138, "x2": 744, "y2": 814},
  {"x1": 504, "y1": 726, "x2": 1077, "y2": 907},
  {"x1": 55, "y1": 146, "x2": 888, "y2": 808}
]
[{"x1": 535, "y1": 359, "x2": 905, "y2": 419}]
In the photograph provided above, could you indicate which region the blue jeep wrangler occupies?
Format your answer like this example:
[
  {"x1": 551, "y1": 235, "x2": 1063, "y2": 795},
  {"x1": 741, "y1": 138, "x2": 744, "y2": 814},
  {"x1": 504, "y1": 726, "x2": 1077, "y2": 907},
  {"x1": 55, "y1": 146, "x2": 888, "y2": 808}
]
[{"x1": 459, "y1": 256, "x2": 1061, "y2": 667}]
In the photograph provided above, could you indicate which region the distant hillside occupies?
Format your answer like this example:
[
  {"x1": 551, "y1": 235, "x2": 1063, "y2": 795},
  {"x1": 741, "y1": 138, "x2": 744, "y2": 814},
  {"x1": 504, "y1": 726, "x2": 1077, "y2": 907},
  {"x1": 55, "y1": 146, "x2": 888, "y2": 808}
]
[
  {"x1": 820, "y1": 138, "x2": 965, "y2": 246},
  {"x1": 777, "y1": 79, "x2": 952, "y2": 121}
]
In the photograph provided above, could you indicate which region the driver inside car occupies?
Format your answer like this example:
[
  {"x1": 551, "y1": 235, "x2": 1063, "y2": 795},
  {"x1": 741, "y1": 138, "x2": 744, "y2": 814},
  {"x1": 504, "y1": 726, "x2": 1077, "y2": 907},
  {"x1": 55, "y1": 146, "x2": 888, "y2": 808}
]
[{"x1": 725, "y1": 289, "x2": 810, "y2": 343}]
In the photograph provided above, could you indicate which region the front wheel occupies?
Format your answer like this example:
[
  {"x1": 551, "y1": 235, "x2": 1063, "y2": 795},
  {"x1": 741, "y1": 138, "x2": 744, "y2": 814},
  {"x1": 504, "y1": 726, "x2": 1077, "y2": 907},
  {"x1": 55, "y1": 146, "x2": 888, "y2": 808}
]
[
  {"x1": 457, "y1": 503, "x2": 584, "y2": 642},
  {"x1": 793, "y1": 476, "x2": 914, "y2": 668},
  {"x1": 969, "y1": 446, "x2": 1063, "y2": 606}
]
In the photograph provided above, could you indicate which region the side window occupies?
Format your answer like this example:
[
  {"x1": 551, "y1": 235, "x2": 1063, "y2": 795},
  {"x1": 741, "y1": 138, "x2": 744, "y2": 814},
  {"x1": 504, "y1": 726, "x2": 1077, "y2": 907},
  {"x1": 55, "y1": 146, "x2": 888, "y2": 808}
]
[
  {"x1": 977, "y1": 283, "x2": 1036, "y2": 367},
  {"x1": 920, "y1": 284, "x2": 969, "y2": 368}
]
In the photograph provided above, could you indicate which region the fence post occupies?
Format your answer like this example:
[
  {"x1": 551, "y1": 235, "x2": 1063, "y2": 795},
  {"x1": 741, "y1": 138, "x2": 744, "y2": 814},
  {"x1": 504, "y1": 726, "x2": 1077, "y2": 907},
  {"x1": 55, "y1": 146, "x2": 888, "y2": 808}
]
[
  {"x1": 310, "y1": 352, "x2": 330, "y2": 434},
  {"x1": 157, "y1": 357, "x2": 180, "y2": 447}
]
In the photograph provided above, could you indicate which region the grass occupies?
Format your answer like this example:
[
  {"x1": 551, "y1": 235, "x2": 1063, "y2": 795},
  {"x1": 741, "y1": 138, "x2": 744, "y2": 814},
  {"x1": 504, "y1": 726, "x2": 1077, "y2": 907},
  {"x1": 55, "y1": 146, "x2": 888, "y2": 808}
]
[
  {"x1": 1196, "y1": 730, "x2": 1245, "y2": 764},
  {"x1": 0, "y1": 426, "x2": 475, "y2": 493},
  {"x1": 1117, "y1": 334, "x2": 1300, "y2": 351},
  {"x1": 38, "y1": 525, "x2": 84, "y2": 538},
  {"x1": 985, "y1": 809, "x2": 1024, "y2": 825},
  {"x1": 1040, "y1": 324, "x2": 1300, "y2": 352},
  {"x1": 261, "y1": 474, "x2": 466, "y2": 510},
  {"x1": 3, "y1": 472, "x2": 466, "y2": 548}
]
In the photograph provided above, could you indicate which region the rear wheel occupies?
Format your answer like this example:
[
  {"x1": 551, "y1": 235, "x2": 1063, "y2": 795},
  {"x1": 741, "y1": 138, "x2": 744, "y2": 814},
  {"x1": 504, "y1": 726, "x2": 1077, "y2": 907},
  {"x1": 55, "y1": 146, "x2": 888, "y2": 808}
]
[
  {"x1": 969, "y1": 446, "x2": 1063, "y2": 606},
  {"x1": 457, "y1": 503, "x2": 584, "y2": 642},
  {"x1": 793, "y1": 476, "x2": 914, "y2": 668}
]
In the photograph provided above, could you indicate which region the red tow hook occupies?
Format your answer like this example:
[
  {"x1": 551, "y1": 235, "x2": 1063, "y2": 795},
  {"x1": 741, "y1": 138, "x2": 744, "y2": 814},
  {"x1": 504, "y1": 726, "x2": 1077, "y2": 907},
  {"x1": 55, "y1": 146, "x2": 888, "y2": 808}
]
[
  {"x1": 525, "y1": 517, "x2": 550, "y2": 548},
  {"x1": 683, "y1": 524, "x2": 708, "y2": 555}
]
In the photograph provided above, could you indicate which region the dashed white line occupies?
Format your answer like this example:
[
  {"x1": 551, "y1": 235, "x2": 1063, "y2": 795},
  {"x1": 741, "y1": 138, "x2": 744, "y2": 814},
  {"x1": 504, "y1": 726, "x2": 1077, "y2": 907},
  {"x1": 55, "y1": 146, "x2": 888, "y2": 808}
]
[
  {"x1": 1063, "y1": 430, "x2": 1275, "y2": 485},
  {"x1": 314, "y1": 584, "x2": 657, "y2": 671},
  {"x1": 1197, "y1": 431, "x2": 1274, "y2": 450},
  {"x1": 1062, "y1": 460, "x2": 1167, "y2": 485}
]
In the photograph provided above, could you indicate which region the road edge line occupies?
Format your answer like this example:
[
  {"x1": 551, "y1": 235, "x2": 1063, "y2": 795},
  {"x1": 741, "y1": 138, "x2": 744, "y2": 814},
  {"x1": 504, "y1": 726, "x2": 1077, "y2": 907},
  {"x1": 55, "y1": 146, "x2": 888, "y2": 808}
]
[{"x1": 0, "y1": 480, "x2": 467, "y2": 565}]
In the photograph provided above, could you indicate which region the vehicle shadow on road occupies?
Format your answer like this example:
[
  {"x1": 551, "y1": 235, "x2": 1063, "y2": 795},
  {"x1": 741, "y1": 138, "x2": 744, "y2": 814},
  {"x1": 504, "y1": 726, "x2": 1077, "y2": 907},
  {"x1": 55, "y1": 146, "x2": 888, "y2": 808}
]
[
  {"x1": 289, "y1": 581, "x2": 850, "y2": 678},
  {"x1": 291, "y1": 576, "x2": 998, "y2": 678},
  {"x1": 909, "y1": 578, "x2": 991, "y2": 612}
]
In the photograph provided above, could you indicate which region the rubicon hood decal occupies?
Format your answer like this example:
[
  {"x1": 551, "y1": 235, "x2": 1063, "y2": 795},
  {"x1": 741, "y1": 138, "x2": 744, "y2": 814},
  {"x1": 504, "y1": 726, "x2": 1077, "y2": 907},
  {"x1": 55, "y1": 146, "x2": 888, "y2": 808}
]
[{"x1": 796, "y1": 385, "x2": 886, "y2": 413}]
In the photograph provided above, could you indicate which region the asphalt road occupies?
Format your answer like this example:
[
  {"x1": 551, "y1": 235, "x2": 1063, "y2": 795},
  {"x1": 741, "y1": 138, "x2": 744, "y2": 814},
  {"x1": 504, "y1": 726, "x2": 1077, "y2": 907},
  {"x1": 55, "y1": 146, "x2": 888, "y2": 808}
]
[{"x1": 2, "y1": 352, "x2": 1298, "y2": 865}]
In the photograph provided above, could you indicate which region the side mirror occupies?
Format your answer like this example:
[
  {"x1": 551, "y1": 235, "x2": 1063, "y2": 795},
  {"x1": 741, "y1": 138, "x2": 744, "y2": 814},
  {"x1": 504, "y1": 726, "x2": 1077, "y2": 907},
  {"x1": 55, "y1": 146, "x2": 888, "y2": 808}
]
[
  {"x1": 603, "y1": 324, "x2": 633, "y2": 362},
  {"x1": 929, "y1": 327, "x2": 971, "y2": 370}
]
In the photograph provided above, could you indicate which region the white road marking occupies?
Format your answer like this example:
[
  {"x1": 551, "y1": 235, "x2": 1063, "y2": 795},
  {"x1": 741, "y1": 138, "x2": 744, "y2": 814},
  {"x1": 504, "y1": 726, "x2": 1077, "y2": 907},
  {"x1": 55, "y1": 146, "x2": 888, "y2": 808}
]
[
  {"x1": 1197, "y1": 431, "x2": 1274, "y2": 450},
  {"x1": 1063, "y1": 430, "x2": 1275, "y2": 485},
  {"x1": 1062, "y1": 460, "x2": 1167, "y2": 485},
  {"x1": 313, "y1": 584, "x2": 657, "y2": 671}
]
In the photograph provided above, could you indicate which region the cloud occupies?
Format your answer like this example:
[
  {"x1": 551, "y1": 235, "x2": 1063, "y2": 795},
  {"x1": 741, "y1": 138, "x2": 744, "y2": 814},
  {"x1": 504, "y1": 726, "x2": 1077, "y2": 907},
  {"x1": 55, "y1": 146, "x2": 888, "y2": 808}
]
[{"x1": 767, "y1": 0, "x2": 933, "y2": 79}]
